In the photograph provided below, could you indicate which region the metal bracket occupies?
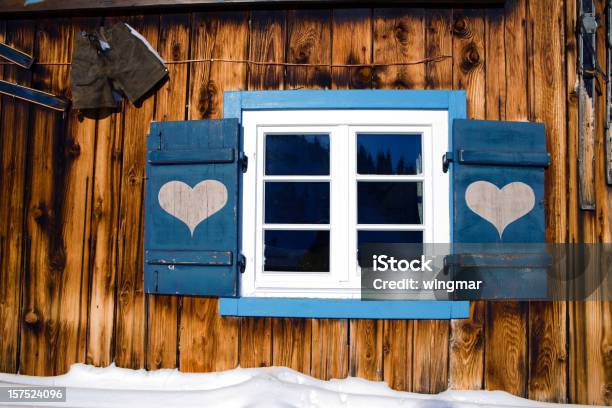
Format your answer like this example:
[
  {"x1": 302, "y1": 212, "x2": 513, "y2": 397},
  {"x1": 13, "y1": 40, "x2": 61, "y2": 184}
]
[
  {"x1": 238, "y1": 254, "x2": 246, "y2": 273},
  {"x1": 442, "y1": 152, "x2": 453, "y2": 173},
  {"x1": 239, "y1": 152, "x2": 248, "y2": 173}
]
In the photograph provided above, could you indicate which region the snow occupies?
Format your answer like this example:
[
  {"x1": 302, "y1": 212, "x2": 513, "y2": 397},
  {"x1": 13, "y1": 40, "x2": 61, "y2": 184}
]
[{"x1": 0, "y1": 364, "x2": 599, "y2": 408}]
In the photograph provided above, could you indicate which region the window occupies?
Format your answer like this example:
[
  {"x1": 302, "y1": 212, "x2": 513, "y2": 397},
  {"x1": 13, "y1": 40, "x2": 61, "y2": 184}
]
[{"x1": 242, "y1": 110, "x2": 449, "y2": 298}]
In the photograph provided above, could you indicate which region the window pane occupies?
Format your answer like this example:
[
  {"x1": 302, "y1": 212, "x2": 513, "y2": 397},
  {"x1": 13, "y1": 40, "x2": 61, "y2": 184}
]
[
  {"x1": 357, "y1": 134, "x2": 421, "y2": 175},
  {"x1": 265, "y1": 134, "x2": 330, "y2": 175},
  {"x1": 358, "y1": 230, "x2": 423, "y2": 245},
  {"x1": 265, "y1": 182, "x2": 329, "y2": 224},
  {"x1": 264, "y1": 230, "x2": 330, "y2": 272},
  {"x1": 358, "y1": 182, "x2": 422, "y2": 224},
  {"x1": 357, "y1": 231, "x2": 423, "y2": 268}
]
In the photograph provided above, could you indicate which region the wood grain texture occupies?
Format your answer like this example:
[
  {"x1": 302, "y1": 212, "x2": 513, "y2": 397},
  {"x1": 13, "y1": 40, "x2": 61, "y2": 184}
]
[
  {"x1": 249, "y1": 10, "x2": 286, "y2": 90},
  {"x1": 180, "y1": 11, "x2": 246, "y2": 373},
  {"x1": 331, "y1": 8, "x2": 372, "y2": 89},
  {"x1": 286, "y1": 9, "x2": 332, "y2": 89},
  {"x1": 0, "y1": 19, "x2": 33, "y2": 374},
  {"x1": 310, "y1": 319, "x2": 348, "y2": 380},
  {"x1": 272, "y1": 318, "x2": 311, "y2": 373},
  {"x1": 482, "y1": 1, "x2": 529, "y2": 397},
  {"x1": 87, "y1": 105, "x2": 122, "y2": 366},
  {"x1": 19, "y1": 19, "x2": 76, "y2": 376},
  {"x1": 146, "y1": 12, "x2": 190, "y2": 371},
  {"x1": 188, "y1": 11, "x2": 249, "y2": 120},
  {"x1": 526, "y1": 0, "x2": 567, "y2": 402},
  {"x1": 425, "y1": 9, "x2": 452, "y2": 90},
  {"x1": 114, "y1": 15, "x2": 159, "y2": 370},
  {"x1": 349, "y1": 319, "x2": 383, "y2": 381},
  {"x1": 448, "y1": 8, "x2": 485, "y2": 392}
]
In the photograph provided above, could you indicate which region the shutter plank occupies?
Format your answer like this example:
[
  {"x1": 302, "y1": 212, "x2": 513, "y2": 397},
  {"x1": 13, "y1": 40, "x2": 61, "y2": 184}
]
[
  {"x1": 147, "y1": 13, "x2": 190, "y2": 371},
  {"x1": 527, "y1": 0, "x2": 567, "y2": 402},
  {"x1": 0, "y1": 20, "x2": 33, "y2": 374},
  {"x1": 180, "y1": 11, "x2": 246, "y2": 372},
  {"x1": 115, "y1": 15, "x2": 159, "y2": 370},
  {"x1": 483, "y1": 3, "x2": 528, "y2": 397},
  {"x1": 449, "y1": 8, "x2": 485, "y2": 392}
]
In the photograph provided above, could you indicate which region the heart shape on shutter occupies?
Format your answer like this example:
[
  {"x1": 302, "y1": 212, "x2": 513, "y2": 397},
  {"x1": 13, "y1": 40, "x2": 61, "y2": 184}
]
[
  {"x1": 158, "y1": 180, "x2": 228, "y2": 236},
  {"x1": 465, "y1": 181, "x2": 535, "y2": 238}
]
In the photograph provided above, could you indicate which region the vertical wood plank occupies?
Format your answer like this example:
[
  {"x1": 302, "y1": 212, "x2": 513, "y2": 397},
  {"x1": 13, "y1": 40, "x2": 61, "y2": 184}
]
[
  {"x1": 249, "y1": 10, "x2": 286, "y2": 90},
  {"x1": 527, "y1": 0, "x2": 568, "y2": 402},
  {"x1": 0, "y1": 19, "x2": 33, "y2": 374},
  {"x1": 483, "y1": 2, "x2": 528, "y2": 398},
  {"x1": 57, "y1": 17, "x2": 101, "y2": 374},
  {"x1": 332, "y1": 8, "x2": 372, "y2": 90},
  {"x1": 272, "y1": 318, "x2": 311, "y2": 373},
  {"x1": 310, "y1": 319, "x2": 348, "y2": 380},
  {"x1": 180, "y1": 11, "x2": 248, "y2": 372},
  {"x1": 448, "y1": 8, "x2": 486, "y2": 392},
  {"x1": 115, "y1": 15, "x2": 159, "y2": 370},
  {"x1": 87, "y1": 105, "x2": 122, "y2": 367},
  {"x1": 286, "y1": 9, "x2": 332, "y2": 90},
  {"x1": 146, "y1": 13, "x2": 190, "y2": 371},
  {"x1": 372, "y1": 7, "x2": 426, "y2": 391},
  {"x1": 20, "y1": 19, "x2": 78, "y2": 376},
  {"x1": 350, "y1": 319, "x2": 383, "y2": 381}
]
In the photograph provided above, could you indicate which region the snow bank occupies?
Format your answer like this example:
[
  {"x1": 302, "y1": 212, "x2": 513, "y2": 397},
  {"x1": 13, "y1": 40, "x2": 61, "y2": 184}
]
[{"x1": 0, "y1": 364, "x2": 598, "y2": 408}]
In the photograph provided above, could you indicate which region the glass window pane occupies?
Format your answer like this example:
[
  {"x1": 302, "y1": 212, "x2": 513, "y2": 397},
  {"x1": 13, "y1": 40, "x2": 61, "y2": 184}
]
[
  {"x1": 357, "y1": 231, "x2": 423, "y2": 268},
  {"x1": 265, "y1": 134, "x2": 330, "y2": 175},
  {"x1": 358, "y1": 182, "x2": 422, "y2": 224},
  {"x1": 264, "y1": 230, "x2": 330, "y2": 272},
  {"x1": 357, "y1": 134, "x2": 421, "y2": 175},
  {"x1": 265, "y1": 182, "x2": 329, "y2": 224}
]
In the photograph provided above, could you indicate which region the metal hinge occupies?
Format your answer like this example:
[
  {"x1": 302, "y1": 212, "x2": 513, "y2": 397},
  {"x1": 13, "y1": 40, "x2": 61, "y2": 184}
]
[
  {"x1": 239, "y1": 152, "x2": 248, "y2": 173},
  {"x1": 442, "y1": 152, "x2": 454, "y2": 173},
  {"x1": 238, "y1": 254, "x2": 246, "y2": 273}
]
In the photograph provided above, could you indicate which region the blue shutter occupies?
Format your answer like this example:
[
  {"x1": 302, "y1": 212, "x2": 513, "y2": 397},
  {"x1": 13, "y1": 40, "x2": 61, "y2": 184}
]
[
  {"x1": 144, "y1": 119, "x2": 241, "y2": 297},
  {"x1": 448, "y1": 119, "x2": 550, "y2": 300}
]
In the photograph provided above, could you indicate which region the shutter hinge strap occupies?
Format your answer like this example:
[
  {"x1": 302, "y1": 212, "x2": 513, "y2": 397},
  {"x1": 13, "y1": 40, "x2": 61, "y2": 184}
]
[
  {"x1": 443, "y1": 152, "x2": 454, "y2": 173},
  {"x1": 239, "y1": 152, "x2": 248, "y2": 173},
  {"x1": 238, "y1": 254, "x2": 246, "y2": 273}
]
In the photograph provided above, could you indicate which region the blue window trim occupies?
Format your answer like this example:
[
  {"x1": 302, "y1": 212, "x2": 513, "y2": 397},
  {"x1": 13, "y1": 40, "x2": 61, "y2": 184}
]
[{"x1": 221, "y1": 89, "x2": 469, "y2": 320}]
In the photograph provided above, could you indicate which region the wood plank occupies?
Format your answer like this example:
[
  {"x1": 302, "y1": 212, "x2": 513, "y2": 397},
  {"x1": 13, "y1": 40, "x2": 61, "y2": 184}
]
[
  {"x1": 447, "y1": 8, "x2": 485, "y2": 392},
  {"x1": 526, "y1": 0, "x2": 567, "y2": 402},
  {"x1": 114, "y1": 14, "x2": 159, "y2": 369},
  {"x1": 0, "y1": 19, "x2": 33, "y2": 375},
  {"x1": 425, "y1": 9, "x2": 452, "y2": 91},
  {"x1": 146, "y1": 12, "x2": 190, "y2": 371},
  {"x1": 188, "y1": 11, "x2": 249, "y2": 120},
  {"x1": 87, "y1": 106, "x2": 122, "y2": 366},
  {"x1": 55, "y1": 17, "x2": 100, "y2": 374},
  {"x1": 483, "y1": 2, "x2": 528, "y2": 398},
  {"x1": 413, "y1": 319, "x2": 450, "y2": 393},
  {"x1": 272, "y1": 318, "x2": 311, "y2": 373},
  {"x1": 349, "y1": 319, "x2": 383, "y2": 381},
  {"x1": 19, "y1": 19, "x2": 76, "y2": 376},
  {"x1": 3, "y1": 0, "x2": 506, "y2": 14},
  {"x1": 249, "y1": 10, "x2": 286, "y2": 90},
  {"x1": 180, "y1": 11, "x2": 247, "y2": 372},
  {"x1": 286, "y1": 9, "x2": 332, "y2": 90},
  {"x1": 310, "y1": 319, "x2": 348, "y2": 380},
  {"x1": 373, "y1": 8, "x2": 426, "y2": 90},
  {"x1": 372, "y1": 7, "x2": 425, "y2": 391},
  {"x1": 331, "y1": 8, "x2": 372, "y2": 90}
]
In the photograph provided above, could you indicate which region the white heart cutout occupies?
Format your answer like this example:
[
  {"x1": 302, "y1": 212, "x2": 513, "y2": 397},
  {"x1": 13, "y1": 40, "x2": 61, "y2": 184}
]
[
  {"x1": 158, "y1": 180, "x2": 228, "y2": 236},
  {"x1": 465, "y1": 181, "x2": 535, "y2": 238}
]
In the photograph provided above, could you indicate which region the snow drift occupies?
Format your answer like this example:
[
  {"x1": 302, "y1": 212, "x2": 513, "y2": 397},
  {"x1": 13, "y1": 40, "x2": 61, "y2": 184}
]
[{"x1": 0, "y1": 364, "x2": 600, "y2": 408}]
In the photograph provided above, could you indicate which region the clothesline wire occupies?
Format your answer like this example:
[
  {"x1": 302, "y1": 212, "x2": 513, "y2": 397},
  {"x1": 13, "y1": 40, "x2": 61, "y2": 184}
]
[{"x1": 0, "y1": 55, "x2": 451, "y2": 68}]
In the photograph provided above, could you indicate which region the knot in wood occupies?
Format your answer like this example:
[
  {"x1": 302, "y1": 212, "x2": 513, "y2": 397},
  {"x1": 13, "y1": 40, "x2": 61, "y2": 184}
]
[
  {"x1": 24, "y1": 310, "x2": 40, "y2": 325},
  {"x1": 394, "y1": 21, "x2": 410, "y2": 44},
  {"x1": 172, "y1": 43, "x2": 182, "y2": 60},
  {"x1": 66, "y1": 140, "x2": 81, "y2": 158},
  {"x1": 32, "y1": 202, "x2": 51, "y2": 226},
  {"x1": 353, "y1": 66, "x2": 372, "y2": 89},
  {"x1": 461, "y1": 42, "x2": 481, "y2": 72},
  {"x1": 453, "y1": 17, "x2": 469, "y2": 37}
]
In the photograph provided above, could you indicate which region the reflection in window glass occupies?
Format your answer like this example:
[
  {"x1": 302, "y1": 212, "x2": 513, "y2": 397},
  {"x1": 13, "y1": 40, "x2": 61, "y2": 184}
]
[
  {"x1": 358, "y1": 182, "x2": 423, "y2": 224},
  {"x1": 265, "y1": 134, "x2": 330, "y2": 175},
  {"x1": 357, "y1": 134, "x2": 421, "y2": 175},
  {"x1": 265, "y1": 182, "x2": 329, "y2": 224},
  {"x1": 264, "y1": 230, "x2": 330, "y2": 272}
]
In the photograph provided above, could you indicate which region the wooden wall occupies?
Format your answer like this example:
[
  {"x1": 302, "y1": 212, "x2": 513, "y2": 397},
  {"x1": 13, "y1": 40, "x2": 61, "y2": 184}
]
[{"x1": 0, "y1": 0, "x2": 610, "y2": 405}]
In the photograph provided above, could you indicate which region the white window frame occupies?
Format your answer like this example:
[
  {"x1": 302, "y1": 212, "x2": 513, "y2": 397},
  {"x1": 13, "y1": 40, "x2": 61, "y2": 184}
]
[{"x1": 241, "y1": 110, "x2": 449, "y2": 298}]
